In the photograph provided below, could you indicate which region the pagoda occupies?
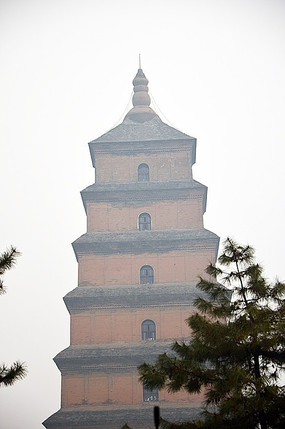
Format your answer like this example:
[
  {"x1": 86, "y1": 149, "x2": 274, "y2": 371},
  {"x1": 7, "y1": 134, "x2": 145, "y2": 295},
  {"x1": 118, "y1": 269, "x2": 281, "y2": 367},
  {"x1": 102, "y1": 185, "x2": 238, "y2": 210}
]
[{"x1": 43, "y1": 67, "x2": 219, "y2": 429}]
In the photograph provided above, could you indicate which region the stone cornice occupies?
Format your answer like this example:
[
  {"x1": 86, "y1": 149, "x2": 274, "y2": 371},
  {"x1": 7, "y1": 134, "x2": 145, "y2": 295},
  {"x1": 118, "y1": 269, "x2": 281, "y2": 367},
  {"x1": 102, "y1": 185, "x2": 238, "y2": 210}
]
[
  {"x1": 81, "y1": 180, "x2": 207, "y2": 213},
  {"x1": 64, "y1": 282, "x2": 200, "y2": 312},
  {"x1": 54, "y1": 341, "x2": 177, "y2": 373},
  {"x1": 72, "y1": 228, "x2": 219, "y2": 259},
  {"x1": 89, "y1": 138, "x2": 196, "y2": 168},
  {"x1": 90, "y1": 138, "x2": 195, "y2": 153},
  {"x1": 43, "y1": 404, "x2": 201, "y2": 429}
]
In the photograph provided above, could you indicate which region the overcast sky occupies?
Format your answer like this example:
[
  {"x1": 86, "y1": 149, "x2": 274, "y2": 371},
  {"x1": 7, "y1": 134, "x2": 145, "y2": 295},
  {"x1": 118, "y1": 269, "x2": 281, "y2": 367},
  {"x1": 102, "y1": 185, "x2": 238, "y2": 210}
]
[{"x1": 0, "y1": 1, "x2": 285, "y2": 428}]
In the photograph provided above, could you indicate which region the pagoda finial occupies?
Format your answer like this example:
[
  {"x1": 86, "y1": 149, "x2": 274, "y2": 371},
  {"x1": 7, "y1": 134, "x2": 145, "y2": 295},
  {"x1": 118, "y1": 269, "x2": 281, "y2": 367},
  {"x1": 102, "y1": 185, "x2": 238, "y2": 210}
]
[
  {"x1": 132, "y1": 69, "x2": 150, "y2": 108},
  {"x1": 124, "y1": 67, "x2": 159, "y2": 123}
]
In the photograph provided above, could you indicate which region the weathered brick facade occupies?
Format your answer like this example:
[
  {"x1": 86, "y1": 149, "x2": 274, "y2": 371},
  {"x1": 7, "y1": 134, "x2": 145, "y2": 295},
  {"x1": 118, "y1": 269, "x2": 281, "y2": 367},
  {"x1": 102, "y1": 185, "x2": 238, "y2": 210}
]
[{"x1": 43, "y1": 68, "x2": 219, "y2": 429}]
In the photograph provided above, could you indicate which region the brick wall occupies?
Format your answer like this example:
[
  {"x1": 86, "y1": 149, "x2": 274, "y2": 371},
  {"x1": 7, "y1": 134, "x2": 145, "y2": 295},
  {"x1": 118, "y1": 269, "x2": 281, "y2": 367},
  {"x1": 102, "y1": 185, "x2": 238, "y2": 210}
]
[
  {"x1": 70, "y1": 306, "x2": 196, "y2": 345},
  {"x1": 61, "y1": 372, "x2": 202, "y2": 407},
  {"x1": 95, "y1": 151, "x2": 192, "y2": 183},
  {"x1": 87, "y1": 198, "x2": 203, "y2": 232},
  {"x1": 78, "y1": 250, "x2": 214, "y2": 286}
]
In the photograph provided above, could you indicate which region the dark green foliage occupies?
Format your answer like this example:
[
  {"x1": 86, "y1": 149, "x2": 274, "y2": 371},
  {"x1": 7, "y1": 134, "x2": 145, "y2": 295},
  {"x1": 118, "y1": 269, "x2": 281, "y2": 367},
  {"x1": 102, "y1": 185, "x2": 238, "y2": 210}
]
[
  {"x1": 160, "y1": 417, "x2": 202, "y2": 428},
  {"x1": 157, "y1": 419, "x2": 193, "y2": 428},
  {"x1": 0, "y1": 246, "x2": 27, "y2": 386},
  {"x1": 138, "y1": 238, "x2": 285, "y2": 429}
]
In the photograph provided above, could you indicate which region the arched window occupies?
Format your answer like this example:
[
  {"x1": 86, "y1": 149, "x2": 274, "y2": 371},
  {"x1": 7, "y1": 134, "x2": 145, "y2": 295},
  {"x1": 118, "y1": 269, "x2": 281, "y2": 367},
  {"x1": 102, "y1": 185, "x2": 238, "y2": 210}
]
[
  {"x1": 138, "y1": 163, "x2": 149, "y2": 182},
  {"x1": 140, "y1": 265, "x2": 154, "y2": 284},
  {"x1": 139, "y1": 213, "x2": 151, "y2": 231},
  {"x1": 141, "y1": 319, "x2": 156, "y2": 340},
  {"x1": 143, "y1": 385, "x2": 159, "y2": 402}
]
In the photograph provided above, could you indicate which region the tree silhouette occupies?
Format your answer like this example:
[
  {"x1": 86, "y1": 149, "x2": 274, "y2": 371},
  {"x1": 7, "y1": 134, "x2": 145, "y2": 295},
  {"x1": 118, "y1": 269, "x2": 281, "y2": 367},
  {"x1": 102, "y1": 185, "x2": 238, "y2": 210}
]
[
  {"x1": 139, "y1": 238, "x2": 285, "y2": 429},
  {"x1": 0, "y1": 246, "x2": 27, "y2": 386}
]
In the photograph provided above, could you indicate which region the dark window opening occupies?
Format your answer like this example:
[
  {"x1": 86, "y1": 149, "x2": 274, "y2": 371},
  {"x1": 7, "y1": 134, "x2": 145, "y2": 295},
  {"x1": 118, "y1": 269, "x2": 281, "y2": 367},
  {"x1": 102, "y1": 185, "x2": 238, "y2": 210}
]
[
  {"x1": 140, "y1": 265, "x2": 154, "y2": 284},
  {"x1": 141, "y1": 319, "x2": 156, "y2": 340},
  {"x1": 139, "y1": 213, "x2": 151, "y2": 231},
  {"x1": 143, "y1": 385, "x2": 159, "y2": 402},
  {"x1": 138, "y1": 163, "x2": 149, "y2": 182}
]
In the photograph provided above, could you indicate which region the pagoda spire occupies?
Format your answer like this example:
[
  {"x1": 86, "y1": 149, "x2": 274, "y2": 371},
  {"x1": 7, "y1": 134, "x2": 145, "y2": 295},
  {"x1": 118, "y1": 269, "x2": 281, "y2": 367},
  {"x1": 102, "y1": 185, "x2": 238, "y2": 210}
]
[{"x1": 124, "y1": 67, "x2": 159, "y2": 123}]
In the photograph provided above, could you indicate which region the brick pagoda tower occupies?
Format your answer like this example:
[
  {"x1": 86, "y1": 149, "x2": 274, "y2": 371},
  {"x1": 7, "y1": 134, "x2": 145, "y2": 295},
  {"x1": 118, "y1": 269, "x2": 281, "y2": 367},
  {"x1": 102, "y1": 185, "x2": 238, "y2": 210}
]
[{"x1": 43, "y1": 67, "x2": 219, "y2": 429}]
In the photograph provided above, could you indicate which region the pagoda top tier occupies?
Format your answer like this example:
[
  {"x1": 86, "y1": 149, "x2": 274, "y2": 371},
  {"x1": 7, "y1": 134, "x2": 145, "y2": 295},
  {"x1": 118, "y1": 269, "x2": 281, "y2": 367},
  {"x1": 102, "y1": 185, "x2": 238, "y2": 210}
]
[{"x1": 90, "y1": 68, "x2": 194, "y2": 144}]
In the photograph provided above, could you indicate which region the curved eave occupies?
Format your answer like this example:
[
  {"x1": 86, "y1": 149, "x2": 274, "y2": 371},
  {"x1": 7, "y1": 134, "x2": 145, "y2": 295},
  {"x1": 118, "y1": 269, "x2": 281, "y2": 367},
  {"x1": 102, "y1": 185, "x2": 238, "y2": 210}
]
[
  {"x1": 89, "y1": 116, "x2": 194, "y2": 143},
  {"x1": 80, "y1": 180, "x2": 207, "y2": 213},
  {"x1": 43, "y1": 405, "x2": 202, "y2": 429},
  {"x1": 63, "y1": 282, "x2": 200, "y2": 312},
  {"x1": 72, "y1": 229, "x2": 220, "y2": 260},
  {"x1": 54, "y1": 341, "x2": 177, "y2": 373}
]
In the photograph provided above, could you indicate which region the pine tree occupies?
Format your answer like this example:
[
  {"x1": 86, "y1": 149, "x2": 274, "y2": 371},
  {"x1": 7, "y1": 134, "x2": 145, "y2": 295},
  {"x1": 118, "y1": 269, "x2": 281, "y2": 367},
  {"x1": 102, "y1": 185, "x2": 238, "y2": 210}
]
[
  {"x1": 138, "y1": 238, "x2": 285, "y2": 429},
  {"x1": 0, "y1": 246, "x2": 27, "y2": 386}
]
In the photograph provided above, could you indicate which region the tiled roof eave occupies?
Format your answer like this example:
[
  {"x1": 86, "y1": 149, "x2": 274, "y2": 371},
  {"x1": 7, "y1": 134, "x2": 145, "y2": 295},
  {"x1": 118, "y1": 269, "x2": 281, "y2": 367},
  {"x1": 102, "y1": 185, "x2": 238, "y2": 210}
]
[{"x1": 89, "y1": 117, "x2": 194, "y2": 144}]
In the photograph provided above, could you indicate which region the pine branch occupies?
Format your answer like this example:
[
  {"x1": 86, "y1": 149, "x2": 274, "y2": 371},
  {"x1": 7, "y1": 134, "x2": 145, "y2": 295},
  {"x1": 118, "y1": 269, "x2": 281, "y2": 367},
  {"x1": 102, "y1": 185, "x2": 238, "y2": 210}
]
[
  {"x1": 0, "y1": 361, "x2": 27, "y2": 386},
  {"x1": 0, "y1": 246, "x2": 20, "y2": 294},
  {"x1": 0, "y1": 246, "x2": 20, "y2": 274}
]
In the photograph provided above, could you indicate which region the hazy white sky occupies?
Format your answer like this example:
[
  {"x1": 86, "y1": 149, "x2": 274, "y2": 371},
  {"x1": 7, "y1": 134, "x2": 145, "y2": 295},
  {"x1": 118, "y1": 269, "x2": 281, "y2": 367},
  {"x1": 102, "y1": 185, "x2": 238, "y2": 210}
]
[{"x1": 0, "y1": 0, "x2": 284, "y2": 428}]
